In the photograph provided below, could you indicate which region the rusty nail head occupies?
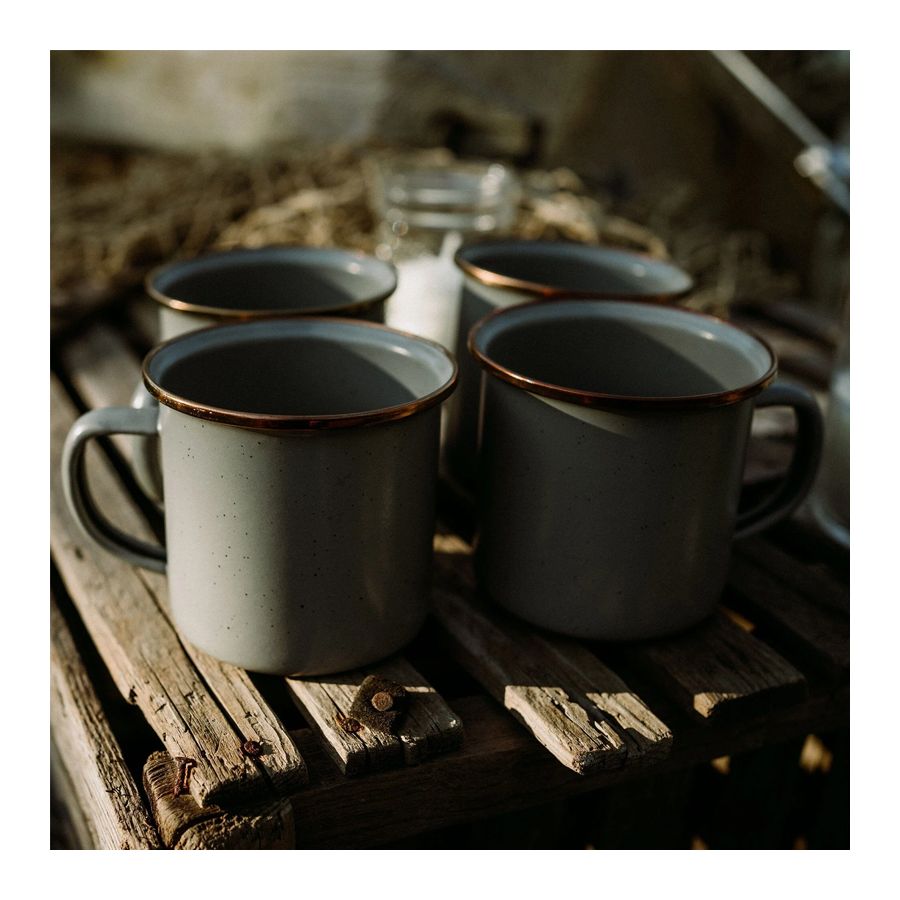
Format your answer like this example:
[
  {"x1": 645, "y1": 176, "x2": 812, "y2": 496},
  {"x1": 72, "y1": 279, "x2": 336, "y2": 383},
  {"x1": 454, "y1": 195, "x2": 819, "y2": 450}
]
[{"x1": 371, "y1": 691, "x2": 394, "y2": 712}]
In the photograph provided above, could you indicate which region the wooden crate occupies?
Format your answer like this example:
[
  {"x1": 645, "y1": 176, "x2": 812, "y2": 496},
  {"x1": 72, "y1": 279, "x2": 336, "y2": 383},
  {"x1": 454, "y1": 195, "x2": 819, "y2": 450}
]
[{"x1": 50, "y1": 297, "x2": 848, "y2": 849}]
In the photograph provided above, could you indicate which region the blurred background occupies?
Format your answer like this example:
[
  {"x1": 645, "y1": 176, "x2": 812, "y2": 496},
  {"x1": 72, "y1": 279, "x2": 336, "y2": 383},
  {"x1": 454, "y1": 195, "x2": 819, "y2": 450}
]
[{"x1": 50, "y1": 50, "x2": 849, "y2": 330}]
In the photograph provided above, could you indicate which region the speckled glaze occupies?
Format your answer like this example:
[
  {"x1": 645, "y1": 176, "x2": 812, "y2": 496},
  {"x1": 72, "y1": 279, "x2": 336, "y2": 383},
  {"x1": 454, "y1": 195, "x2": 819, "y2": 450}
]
[
  {"x1": 469, "y1": 300, "x2": 823, "y2": 641},
  {"x1": 132, "y1": 246, "x2": 398, "y2": 503},
  {"x1": 445, "y1": 240, "x2": 693, "y2": 486},
  {"x1": 63, "y1": 318, "x2": 457, "y2": 675}
]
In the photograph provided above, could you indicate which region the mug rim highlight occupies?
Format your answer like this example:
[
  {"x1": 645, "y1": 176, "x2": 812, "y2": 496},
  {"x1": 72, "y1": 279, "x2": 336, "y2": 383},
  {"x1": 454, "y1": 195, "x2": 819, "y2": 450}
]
[
  {"x1": 468, "y1": 298, "x2": 778, "y2": 411},
  {"x1": 143, "y1": 317, "x2": 458, "y2": 430},
  {"x1": 454, "y1": 238, "x2": 694, "y2": 301},
  {"x1": 146, "y1": 245, "x2": 398, "y2": 320}
]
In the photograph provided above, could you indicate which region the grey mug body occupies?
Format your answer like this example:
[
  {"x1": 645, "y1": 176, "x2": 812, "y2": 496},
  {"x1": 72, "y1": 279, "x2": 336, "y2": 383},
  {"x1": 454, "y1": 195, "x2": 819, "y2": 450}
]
[
  {"x1": 469, "y1": 300, "x2": 823, "y2": 641},
  {"x1": 132, "y1": 245, "x2": 398, "y2": 502},
  {"x1": 445, "y1": 240, "x2": 693, "y2": 487},
  {"x1": 64, "y1": 318, "x2": 457, "y2": 675}
]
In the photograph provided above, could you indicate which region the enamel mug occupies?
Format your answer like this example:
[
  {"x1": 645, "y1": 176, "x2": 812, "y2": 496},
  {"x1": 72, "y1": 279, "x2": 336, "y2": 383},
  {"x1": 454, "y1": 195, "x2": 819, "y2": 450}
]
[
  {"x1": 469, "y1": 300, "x2": 823, "y2": 641},
  {"x1": 64, "y1": 318, "x2": 457, "y2": 675},
  {"x1": 445, "y1": 240, "x2": 693, "y2": 487},
  {"x1": 131, "y1": 245, "x2": 398, "y2": 502}
]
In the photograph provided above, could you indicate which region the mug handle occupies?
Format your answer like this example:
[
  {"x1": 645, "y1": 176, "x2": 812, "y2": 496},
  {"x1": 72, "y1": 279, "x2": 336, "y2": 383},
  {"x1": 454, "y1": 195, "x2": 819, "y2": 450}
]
[
  {"x1": 62, "y1": 406, "x2": 167, "y2": 573},
  {"x1": 129, "y1": 382, "x2": 165, "y2": 505},
  {"x1": 734, "y1": 381, "x2": 824, "y2": 539}
]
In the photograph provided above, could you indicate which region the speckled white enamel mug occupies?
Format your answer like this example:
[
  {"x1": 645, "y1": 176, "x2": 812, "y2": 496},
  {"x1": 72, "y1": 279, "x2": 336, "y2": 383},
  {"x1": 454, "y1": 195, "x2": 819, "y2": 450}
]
[
  {"x1": 469, "y1": 299, "x2": 823, "y2": 641},
  {"x1": 63, "y1": 318, "x2": 457, "y2": 675}
]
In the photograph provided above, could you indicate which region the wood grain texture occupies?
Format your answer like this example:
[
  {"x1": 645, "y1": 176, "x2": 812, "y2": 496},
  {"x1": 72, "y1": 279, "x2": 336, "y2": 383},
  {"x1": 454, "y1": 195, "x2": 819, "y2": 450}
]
[
  {"x1": 629, "y1": 609, "x2": 808, "y2": 720},
  {"x1": 286, "y1": 656, "x2": 464, "y2": 776},
  {"x1": 432, "y1": 534, "x2": 672, "y2": 774},
  {"x1": 727, "y1": 554, "x2": 849, "y2": 681},
  {"x1": 58, "y1": 325, "x2": 309, "y2": 795},
  {"x1": 143, "y1": 752, "x2": 294, "y2": 849},
  {"x1": 52, "y1": 376, "x2": 270, "y2": 806},
  {"x1": 51, "y1": 594, "x2": 161, "y2": 849},
  {"x1": 736, "y1": 537, "x2": 849, "y2": 615},
  {"x1": 285, "y1": 690, "x2": 847, "y2": 848}
]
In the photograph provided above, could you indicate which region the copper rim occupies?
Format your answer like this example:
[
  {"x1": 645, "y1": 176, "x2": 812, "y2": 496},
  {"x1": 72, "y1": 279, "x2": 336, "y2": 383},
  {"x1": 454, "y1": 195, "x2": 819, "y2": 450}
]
[
  {"x1": 145, "y1": 247, "x2": 398, "y2": 320},
  {"x1": 468, "y1": 299, "x2": 778, "y2": 411},
  {"x1": 142, "y1": 317, "x2": 458, "y2": 430},
  {"x1": 454, "y1": 239, "x2": 694, "y2": 302}
]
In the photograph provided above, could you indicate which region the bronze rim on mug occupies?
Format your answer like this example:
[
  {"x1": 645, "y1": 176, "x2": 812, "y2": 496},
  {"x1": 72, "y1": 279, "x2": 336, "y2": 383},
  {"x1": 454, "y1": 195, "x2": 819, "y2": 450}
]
[
  {"x1": 445, "y1": 239, "x2": 695, "y2": 488},
  {"x1": 147, "y1": 245, "x2": 398, "y2": 324}
]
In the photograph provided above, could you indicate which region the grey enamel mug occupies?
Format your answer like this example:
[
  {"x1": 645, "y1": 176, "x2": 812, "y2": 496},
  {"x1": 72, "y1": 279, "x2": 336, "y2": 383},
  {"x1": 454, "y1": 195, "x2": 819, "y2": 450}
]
[
  {"x1": 445, "y1": 240, "x2": 694, "y2": 487},
  {"x1": 63, "y1": 318, "x2": 457, "y2": 675},
  {"x1": 132, "y1": 245, "x2": 398, "y2": 502},
  {"x1": 469, "y1": 300, "x2": 823, "y2": 641},
  {"x1": 148, "y1": 245, "x2": 398, "y2": 340}
]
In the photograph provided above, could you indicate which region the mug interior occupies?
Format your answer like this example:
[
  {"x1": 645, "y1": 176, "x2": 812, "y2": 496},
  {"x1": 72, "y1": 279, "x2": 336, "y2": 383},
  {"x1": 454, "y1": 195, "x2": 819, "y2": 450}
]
[
  {"x1": 146, "y1": 319, "x2": 455, "y2": 420},
  {"x1": 150, "y1": 247, "x2": 396, "y2": 314},
  {"x1": 473, "y1": 301, "x2": 774, "y2": 401},
  {"x1": 457, "y1": 241, "x2": 693, "y2": 296}
]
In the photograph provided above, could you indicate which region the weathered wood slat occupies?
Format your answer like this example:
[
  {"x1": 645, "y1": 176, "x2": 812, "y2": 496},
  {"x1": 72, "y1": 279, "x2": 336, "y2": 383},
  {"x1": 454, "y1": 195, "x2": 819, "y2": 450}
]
[
  {"x1": 736, "y1": 537, "x2": 849, "y2": 615},
  {"x1": 51, "y1": 594, "x2": 161, "y2": 849},
  {"x1": 629, "y1": 610, "x2": 808, "y2": 721},
  {"x1": 432, "y1": 534, "x2": 672, "y2": 774},
  {"x1": 286, "y1": 656, "x2": 464, "y2": 776},
  {"x1": 727, "y1": 555, "x2": 849, "y2": 681},
  {"x1": 58, "y1": 323, "x2": 309, "y2": 795},
  {"x1": 51, "y1": 375, "x2": 271, "y2": 806},
  {"x1": 143, "y1": 753, "x2": 294, "y2": 849},
  {"x1": 287, "y1": 688, "x2": 847, "y2": 849}
]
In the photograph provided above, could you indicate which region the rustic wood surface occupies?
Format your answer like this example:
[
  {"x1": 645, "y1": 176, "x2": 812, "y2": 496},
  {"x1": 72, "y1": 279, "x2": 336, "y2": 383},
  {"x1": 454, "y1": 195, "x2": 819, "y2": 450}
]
[
  {"x1": 736, "y1": 536, "x2": 849, "y2": 614},
  {"x1": 727, "y1": 555, "x2": 849, "y2": 681},
  {"x1": 432, "y1": 534, "x2": 672, "y2": 774},
  {"x1": 143, "y1": 752, "x2": 294, "y2": 850},
  {"x1": 286, "y1": 656, "x2": 464, "y2": 776},
  {"x1": 51, "y1": 594, "x2": 161, "y2": 849},
  {"x1": 629, "y1": 609, "x2": 808, "y2": 720},
  {"x1": 50, "y1": 297, "x2": 849, "y2": 848},
  {"x1": 284, "y1": 690, "x2": 847, "y2": 848}
]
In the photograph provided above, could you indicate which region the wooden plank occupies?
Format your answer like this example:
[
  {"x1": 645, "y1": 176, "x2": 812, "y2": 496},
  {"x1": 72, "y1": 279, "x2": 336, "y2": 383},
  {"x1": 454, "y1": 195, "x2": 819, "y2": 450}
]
[
  {"x1": 51, "y1": 594, "x2": 161, "y2": 850},
  {"x1": 286, "y1": 656, "x2": 464, "y2": 776},
  {"x1": 51, "y1": 375, "x2": 272, "y2": 807},
  {"x1": 726, "y1": 555, "x2": 849, "y2": 681},
  {"x1": 285, "y1": 689, "x2": 847, "y2": 849},
  {"x1": 431, "y1": 534, "x2": 672, "y2": 774},
  {"x1": 629, "y1": 610, "x2": 808, "y2": 721},
  {"x1": 57, "y1": 326, "x2": 309, "y2": 795},
  {"x1": 735, "y1": 537, "x2": 849, "y2": 615},
  {"x1": 138, "y1": 686, "x2": 847, "y2": 849},
  {"x1": 143, "y1": 753, "x2": 294, "y2": 850}
]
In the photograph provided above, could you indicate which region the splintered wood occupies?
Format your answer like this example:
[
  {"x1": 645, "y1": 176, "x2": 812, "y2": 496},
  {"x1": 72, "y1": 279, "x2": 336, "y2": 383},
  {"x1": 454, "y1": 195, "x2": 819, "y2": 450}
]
[
  {"x1": 432, "y1": 534, "x2": 672, "y2": 775},
  {"x1": 51, "y1": 595, "x2": 161, "y2": 849},
  {"x1": 286, "y1": 657, "x2": 464, "y2": 776}
]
